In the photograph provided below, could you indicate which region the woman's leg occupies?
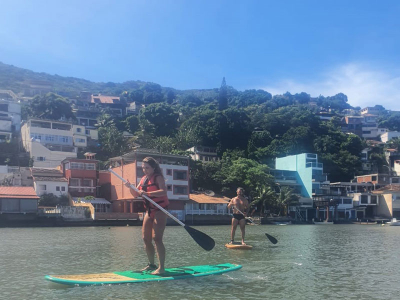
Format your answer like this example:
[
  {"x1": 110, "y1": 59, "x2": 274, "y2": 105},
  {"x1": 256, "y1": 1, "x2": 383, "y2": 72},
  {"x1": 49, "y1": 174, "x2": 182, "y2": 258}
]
[
  {"x1": 151, "y1": 210, "x2": 167, "y2": 274},
  {"x1": 141, "y1": 212, "x2": 156, "y2": 270}
]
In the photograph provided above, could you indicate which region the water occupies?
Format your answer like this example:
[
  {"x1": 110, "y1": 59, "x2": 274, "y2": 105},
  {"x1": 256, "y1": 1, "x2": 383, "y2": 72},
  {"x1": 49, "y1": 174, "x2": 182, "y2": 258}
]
[{"x1": 1, "y1": 224, "x2": 400, "y2": 300}]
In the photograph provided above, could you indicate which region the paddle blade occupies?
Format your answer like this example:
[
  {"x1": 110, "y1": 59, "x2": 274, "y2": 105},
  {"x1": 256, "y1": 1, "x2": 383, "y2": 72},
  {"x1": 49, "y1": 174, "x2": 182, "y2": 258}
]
[
  {"x1": 184, "y1": 225, "x2": 215, "y2": 251},
  {"x1": 265, "y1": 233, "x2": 278, "y2": 244}
]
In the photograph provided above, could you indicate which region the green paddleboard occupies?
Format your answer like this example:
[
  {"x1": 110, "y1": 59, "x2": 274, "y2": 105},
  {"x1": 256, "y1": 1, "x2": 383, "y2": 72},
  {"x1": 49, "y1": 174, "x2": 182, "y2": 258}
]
[{"x1": 45, "y1": 263, "x2": 242, "y2": 286}]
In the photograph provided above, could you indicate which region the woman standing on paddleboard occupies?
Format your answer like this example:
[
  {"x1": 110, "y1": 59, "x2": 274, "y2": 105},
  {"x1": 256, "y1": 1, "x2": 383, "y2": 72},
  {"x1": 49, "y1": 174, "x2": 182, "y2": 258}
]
[{"x1": 125, "y1": 157, "x2": 169, "y2": 275}]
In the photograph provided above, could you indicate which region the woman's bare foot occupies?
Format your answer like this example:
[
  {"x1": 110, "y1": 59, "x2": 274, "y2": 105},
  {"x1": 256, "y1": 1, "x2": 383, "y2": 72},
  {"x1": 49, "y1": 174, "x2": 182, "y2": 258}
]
[
  {"x1": 151, "y1": 268, "x2": 165, "y2": 275},
  {"x1": 241, "y1": 241, "x2": 247, "y2": 245},
  {"x1": 141, "y1": 263, "x2": 157, "y2": 271}
]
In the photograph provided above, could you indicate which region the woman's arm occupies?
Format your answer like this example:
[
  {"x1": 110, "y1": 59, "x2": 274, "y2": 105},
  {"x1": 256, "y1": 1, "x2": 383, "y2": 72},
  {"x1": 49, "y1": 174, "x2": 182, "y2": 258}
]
[{"x1": 124, "y1": 180, "x2": 141, "y2": 197}]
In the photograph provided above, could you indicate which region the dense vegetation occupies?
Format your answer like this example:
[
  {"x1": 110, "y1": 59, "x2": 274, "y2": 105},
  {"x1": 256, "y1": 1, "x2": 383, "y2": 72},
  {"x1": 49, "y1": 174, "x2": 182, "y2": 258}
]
[{"x1": 2, "y1": 62, "x2": 400, "y2": 210}]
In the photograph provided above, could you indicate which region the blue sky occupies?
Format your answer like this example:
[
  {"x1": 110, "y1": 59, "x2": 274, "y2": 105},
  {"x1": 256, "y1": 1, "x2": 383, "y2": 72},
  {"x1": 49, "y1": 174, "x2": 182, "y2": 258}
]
[{"x1": 1, "y1": 0, "x2": 400, "y2": 109}]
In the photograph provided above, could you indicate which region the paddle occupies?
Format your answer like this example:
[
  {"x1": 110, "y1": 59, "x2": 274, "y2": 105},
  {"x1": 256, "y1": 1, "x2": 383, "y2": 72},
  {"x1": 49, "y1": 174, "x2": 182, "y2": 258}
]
[
  {"x1": 108, "y1": 169, "x2": 215, "y2": 251},
  {"x1": 231, "y1": 205, "x2": 278, "y2": 245}
]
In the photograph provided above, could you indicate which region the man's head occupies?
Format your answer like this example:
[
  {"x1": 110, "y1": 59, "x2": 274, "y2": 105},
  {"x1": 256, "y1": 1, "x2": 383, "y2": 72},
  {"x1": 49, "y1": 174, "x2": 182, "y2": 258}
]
[{"x1": 237, "y1": 187, "x2": 245, "y2": 196}]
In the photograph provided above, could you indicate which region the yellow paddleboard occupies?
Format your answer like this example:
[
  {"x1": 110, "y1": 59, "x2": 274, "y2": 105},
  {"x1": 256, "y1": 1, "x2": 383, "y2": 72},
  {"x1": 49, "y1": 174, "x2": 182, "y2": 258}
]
[{"x1": 225, "y1": 243, "x2": 253, "y2": 250}]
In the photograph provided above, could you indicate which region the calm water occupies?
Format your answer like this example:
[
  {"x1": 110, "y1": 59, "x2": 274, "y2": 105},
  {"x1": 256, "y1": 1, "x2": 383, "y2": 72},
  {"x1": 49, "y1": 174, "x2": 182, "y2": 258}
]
[{"x1": 1, "y1": 224, "x2": 400, "y2": 300}]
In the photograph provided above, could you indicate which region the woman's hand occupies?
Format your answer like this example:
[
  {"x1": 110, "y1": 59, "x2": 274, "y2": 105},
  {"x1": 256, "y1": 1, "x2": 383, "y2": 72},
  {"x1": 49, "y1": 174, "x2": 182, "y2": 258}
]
[{"x1": 139, "y1": 190, "x2": 147, "y2": 197}]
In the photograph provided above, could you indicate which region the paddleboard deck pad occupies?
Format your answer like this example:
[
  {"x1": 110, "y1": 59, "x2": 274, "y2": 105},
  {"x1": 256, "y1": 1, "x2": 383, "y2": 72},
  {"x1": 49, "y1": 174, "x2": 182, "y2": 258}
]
[
  {"x1": 225, "y1": 242, "x2": 253, "y2": 250},
  {"x1": 45, "y1": 263, "x2": 242, "y2": 286}
]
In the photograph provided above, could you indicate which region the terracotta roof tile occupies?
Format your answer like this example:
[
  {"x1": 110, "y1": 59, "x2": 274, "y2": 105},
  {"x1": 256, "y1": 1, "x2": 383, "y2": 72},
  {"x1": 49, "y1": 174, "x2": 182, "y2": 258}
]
[
  {"x1": 189, "y1": 193, "x2": 230, "y2": 204},
  {"x1": 374, "y1": 184, "x2": 400, "y2": 192},
  {"x1": 0, "y1": 186, "x2": 39, "y2": 199}
]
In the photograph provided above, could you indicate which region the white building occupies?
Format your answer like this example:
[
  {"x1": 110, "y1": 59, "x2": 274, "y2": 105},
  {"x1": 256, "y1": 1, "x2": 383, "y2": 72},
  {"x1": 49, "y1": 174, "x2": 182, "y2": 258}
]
[
  {"x1": 381, "y1": 131, "x2": 400, "y2": 143},
  {"x1": 187, "y1": 146, "x2": 219, "y2": 163},
  {"x1": 0, "y1": 166, "x2": 33, "y2": 186},
  {"x1": 21, "y1": 119, "x2": 77, "y2": 168},
  {"x1": 0, "y1": 116, "x2": 12, "y2": 141},
  {"x1": 34, "y1": 177, "x2": 68, "y2": 196},
  {"x1": 0, "y1": 99, "x2": 22, "y2": 132}
]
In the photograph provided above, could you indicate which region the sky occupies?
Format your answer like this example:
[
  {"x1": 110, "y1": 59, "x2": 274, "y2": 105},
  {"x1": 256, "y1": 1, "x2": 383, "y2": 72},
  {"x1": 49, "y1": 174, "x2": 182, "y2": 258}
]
[{"x1": 1, "y1": 0, "x2": 400, "y2": 109}]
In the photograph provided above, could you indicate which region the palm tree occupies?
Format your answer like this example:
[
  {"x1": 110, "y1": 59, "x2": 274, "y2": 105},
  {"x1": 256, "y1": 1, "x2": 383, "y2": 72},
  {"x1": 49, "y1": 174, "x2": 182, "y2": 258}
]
[
  {"x1": 251, "y1": 185, "x2": 277, "y2": 216},
  {"x1": 276, "y1": 187, "x2": 300, "y2": 216}
]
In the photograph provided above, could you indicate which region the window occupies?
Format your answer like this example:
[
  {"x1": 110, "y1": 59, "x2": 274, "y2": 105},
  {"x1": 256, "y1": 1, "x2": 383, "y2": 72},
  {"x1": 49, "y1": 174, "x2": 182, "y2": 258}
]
[
  {"x1": 71, "y1": 162, "x2": 84, "y2": 169},
  {"x1": 76, "y1": 128, "x2": 82, "y2": 133},
  {"x1": 371, "y1": 196, "x2": 377, "y2": 204},
  {"x1": 173, "y1": 170, "x2": 187, "y2": 180},
  {"x1": 56, "y1": 186, "x2": 60, "y2": 191},
  {"x1": 82, "y1": 179, "x2": 92, "y2": 187},
  {"x1": 174, "y1": 186, "x2": 188, "y2": 195},
  {"x1": 37, "y1": 157, "x2": 46, "y2": 161},
  {"x1": 166, "y1": 169, "x2": 172, "y2": 176},
  {"x1": 75, "y1": 138, "x2": 86, "y2": 143},
  {"x1": 371, "y1": 176, "x2": 377, "y2": 181},
  {"x1": 343, "y1": 198, "x2": 352, "y2": 204},
  {"x1": 45, "y1": 135, "x2": 55, "y2": 142},
  {"x1": 39, "y1": 184, "x2": 46, "y2": 191},
  {"x1": 85, "y1": 163, "x2": 95, "y2": 170},
  {"x1": 70, "y1": 178, "x2": 80, "y2": 186},
  {"x1": 85, "y1": 129, "x2": 90, "y2": 135},
  {"x1": 59, "y1": 136, "x2": 70, "y2": 143},
  {"x1": 61, "y1": 186, "x2": 66, "y2": 191},
  {"x1": 167, "y1": 185, "x2": 172, "y2": 191},
  {"x1": 361, "y1": 195, "x2": 368, "y2": 204}
]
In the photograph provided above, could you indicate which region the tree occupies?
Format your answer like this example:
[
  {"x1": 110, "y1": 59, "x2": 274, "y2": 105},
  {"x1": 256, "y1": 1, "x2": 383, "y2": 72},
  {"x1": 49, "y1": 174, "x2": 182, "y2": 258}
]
[
  {"x1": 139, "y1": 103, "x2": 178, "y2": 136},
  {"x1": 26, "y1": 93, "x2": 75, "y2": 120},
  {"x1": 98, "y1": 124, "x2": 128, "y2": 158},
  {"x1": 219, "y1": 77, "x2": 228, "y2": 110},
  {"x1": 124, "y1": 115, "x2": 140, "y2": 134},
  {"x1": 251, "y1": 186, "x2": 276, "y2": 216}
]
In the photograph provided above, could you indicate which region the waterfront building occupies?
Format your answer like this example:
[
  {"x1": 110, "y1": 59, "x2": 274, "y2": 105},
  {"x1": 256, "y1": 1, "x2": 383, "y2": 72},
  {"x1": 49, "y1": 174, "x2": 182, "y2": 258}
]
[
  {"x1": 0, "y1": 186, "x2": 39, "y2": 215},
  {"x1": 60, "y1": 154, "x2": 98, "y2": 198},
  {"x1": 185, "y1": 192, "x2": 231, "y2": 224},
  {"x1": 187, "y1": 146, "x2": 220, "y2": 163},
  {"x1": 21, "y1": 119, "x2": 78, "y2": 167},
  {"x1": 274, "y1": 153, "x2": 330, "y2": 221},
  {"x1": 31, "y1": 167, "x2": 68, "y2": 196},
  {"x1": 108, "y1": 149, "x2": 190, "y2": 220},
  {"x1": 373, "y1": 185, "x2": 400, "y2": 219}
]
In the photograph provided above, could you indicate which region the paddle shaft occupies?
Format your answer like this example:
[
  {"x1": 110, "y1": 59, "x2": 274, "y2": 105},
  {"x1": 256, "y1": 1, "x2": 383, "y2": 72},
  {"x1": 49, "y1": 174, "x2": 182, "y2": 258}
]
[{"x1": 108, "y1": 169, "x2": 185, "y2": 226}]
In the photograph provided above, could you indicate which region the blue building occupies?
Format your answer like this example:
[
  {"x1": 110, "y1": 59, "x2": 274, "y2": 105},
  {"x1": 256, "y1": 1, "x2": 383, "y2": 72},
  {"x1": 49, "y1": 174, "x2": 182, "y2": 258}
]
[{"x1": 273, "y1": 153, "x2": 330, "y2": 221}]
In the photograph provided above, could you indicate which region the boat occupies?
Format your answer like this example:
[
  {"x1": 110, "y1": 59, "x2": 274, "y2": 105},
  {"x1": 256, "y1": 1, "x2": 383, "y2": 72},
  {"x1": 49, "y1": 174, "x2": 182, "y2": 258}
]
[
  {"x1": 273, "y1": 221, "x2": 292, "y2": 225},
  {"x1": 388, "y1": 218, "x2": 400, "y2": 226},
  {"x1": 313, "y1": 218, "x2": 333, "y2": 225}
]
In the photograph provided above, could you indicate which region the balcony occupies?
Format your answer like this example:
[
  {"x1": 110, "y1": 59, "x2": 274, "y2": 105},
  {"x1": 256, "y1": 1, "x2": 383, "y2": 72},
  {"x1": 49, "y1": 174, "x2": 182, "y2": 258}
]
[{"x1": 306, "y1": 162, "x2": 323, "y2": 168}]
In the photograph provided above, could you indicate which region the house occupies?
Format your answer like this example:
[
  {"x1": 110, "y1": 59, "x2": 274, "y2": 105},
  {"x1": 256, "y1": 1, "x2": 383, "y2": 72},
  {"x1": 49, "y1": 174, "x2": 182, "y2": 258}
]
[
  {"x1": 60, "y1": 155, "x2": 98, "y2": 198},
  {"x1": 185, "y1": 193, "x2": 231, "y2": 224},
  {"x1": 187, "y1": 146, "x2": 219, "y2": 163},
  {"x1": 0, "y1": 186, "x2": 39, "y2": 214},
  {"x1": 108, "y1": 149, "x2": 190, "y2": 220},
  {"x1": 0, "y1": 116, "x2": 12, "y2": 141},
  {"x1": 381, "y1": 131, "x2": 400, "y2": 143},
  {"x1": 21, "y1": 118, "x2": 78, "y2": 167},
  {"x1": 90, "y1": 94, "x2": 126, "y2": 117},
  {"x1": 0, "y1": 98, "x2": 22, "y2": 132},
  {"x1": 0, "y1": 166, "x2": 33, "y2": 186},
  {"x1": 373, "y1": 185, "x2": 400, "y2": 219},
  {"x1": 31, "y1": 167, "x2": 68, "y2": 196},
  {"x1": 274, "y1": 153, "x2": 330, "y2": 221}
]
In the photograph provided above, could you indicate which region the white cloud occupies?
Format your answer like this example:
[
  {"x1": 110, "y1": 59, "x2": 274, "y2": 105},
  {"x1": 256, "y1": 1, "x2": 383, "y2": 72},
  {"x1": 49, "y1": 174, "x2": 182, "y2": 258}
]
[{"x1": 260, "y1": 63, "x2": 400, "y2": 110}]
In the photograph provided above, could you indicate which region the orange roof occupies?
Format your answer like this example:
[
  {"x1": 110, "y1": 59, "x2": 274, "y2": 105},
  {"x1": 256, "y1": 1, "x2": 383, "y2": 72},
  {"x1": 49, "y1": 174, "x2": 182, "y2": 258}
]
[
  {"x1": 91, "y1": 95, "x2": 120, "y2": 104},
  {"x1": 0, "y1": 186, "x2": 39, "y2": 199},
  {"x1": 189, "y1": 193, "x2": 230, "y2": 204}
]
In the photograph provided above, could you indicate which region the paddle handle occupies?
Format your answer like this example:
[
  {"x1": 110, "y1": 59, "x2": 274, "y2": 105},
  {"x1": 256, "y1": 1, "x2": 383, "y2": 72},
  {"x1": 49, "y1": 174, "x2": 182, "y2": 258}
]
[{"x1": 108, "y1": 168, "x2": 185, "y2": 227}]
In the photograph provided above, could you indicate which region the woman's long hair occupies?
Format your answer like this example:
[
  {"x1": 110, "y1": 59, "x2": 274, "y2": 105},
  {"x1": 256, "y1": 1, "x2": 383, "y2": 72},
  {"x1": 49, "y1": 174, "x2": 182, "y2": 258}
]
[{"x1": 143, "y1": 157, "x2": 164, "y2": 178}]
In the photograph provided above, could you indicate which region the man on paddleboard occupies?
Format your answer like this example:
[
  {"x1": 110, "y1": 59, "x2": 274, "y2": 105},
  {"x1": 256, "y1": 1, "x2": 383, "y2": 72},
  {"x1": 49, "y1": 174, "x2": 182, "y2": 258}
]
[{"x1": 227, "y1": 187, "x2": 249, "y2": 245}]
